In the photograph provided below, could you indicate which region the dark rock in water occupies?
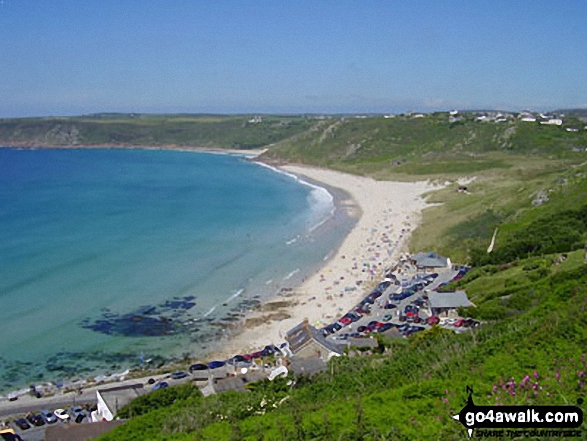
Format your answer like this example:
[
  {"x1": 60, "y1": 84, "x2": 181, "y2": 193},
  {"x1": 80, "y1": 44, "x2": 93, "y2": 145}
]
[{"x1": 79, "y1": 295, "x2": 199, "y2": 337}]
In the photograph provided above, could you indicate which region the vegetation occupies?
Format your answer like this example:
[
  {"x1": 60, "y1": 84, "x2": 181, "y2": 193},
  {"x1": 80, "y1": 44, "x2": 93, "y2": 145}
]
[
  {"x1": 0, "y1": 114, "x2": 317, "y2": 149},
  {"x1": 88, "y1": 112, "x2": 587, "y2": 439}
]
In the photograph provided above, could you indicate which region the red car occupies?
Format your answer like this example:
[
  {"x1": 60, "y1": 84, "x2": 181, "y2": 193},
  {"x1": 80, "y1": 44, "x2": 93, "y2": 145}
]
[
  {"x1": 339, "y1": 317, "x2": 352, "y2": 325},
  {"x1": 427, "y1": 316, "x2": 440, "y2": 325},
  {"x1": 454, "y1": 318, "x2": 465, "y2": 327}
]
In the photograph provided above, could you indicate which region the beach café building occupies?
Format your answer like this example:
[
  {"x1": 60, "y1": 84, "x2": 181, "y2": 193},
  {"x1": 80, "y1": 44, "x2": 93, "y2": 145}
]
[
  {"x1": 93, "y1": 383, "x2": 146, "y2": 422},
  {"x1": 428, "y1": 291, "x2": 474, "y2": 318},
  {"x1": 285, "y1": 319, "x2": 344, "y2": 362}
]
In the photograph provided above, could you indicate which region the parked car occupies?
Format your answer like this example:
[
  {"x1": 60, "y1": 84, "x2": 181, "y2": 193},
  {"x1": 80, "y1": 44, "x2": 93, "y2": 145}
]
[
  {"x1": 357, "y1": 326, "x2": 367, "y2": 333},
  {"x1": 384, "y1": 303, "x2": 397, "y2": 310},
  {"x1": 463, "y1": 318, "x2": 480, "y2": 327},
  {"x1": 339, "y1": 317, "x2": 352, "y2": 326},
  {"x1": 26, "y1": 414, "x2": 44, "y2": 427},
  {"x1": 382, "y1": 314, "x2": 393, "y2": 322},
  {"x1": 70, "y1": 406, "x2": 86, "y2": 423},
  {"x1": 427, "y1": 316, "x2": 440, "y2": 325},
  {"x1": 152, "y1": 381, "x2": 169, "y2": 391},
  {"x1": 377, "y1": 323, "x2": 395, "y2": 333},
  {"x1": 454, "y1": 318, "x2": 465, "y2": 327},
  {"x1": 40, "y1": 410, "x2": 58, "y2": 424},
  {"x1": 12, "y1": 419, "x2": 30, "y2": 430},
  {"x1": 171, "y1": 371, "x2": 188, "y2": 380},
  {"x1": 54, "y1": 408, "x2": 70, "y2": 421},
  {"x1": 0, "y1": 427, "x2": 23, "y2": 441}
]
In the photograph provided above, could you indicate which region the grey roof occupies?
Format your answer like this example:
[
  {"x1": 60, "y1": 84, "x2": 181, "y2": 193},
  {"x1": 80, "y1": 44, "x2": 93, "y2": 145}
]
[
  {"x1": 348, "y1": 337, "x2": 379, "y2": 349},
  {"x1": 213, "y1": 377, "x2": 248, "y2": 393},
  {"x1": 289, "y1": 357, "x2": 327, "y2": 376},
  {"x1": 413, "y1": 252, "x2": 449, "y2": 269},
  {"x1": 285, "y1": 319, "x2": 314, "y2": 352},
  {"x1": 212, "y1": 371, "x2": 267, "y2": 394},
  {"x1": 286, "y1": 319, "x2": 344, "y2": 356},
  {"x1": 429, "y1": 291, "x2": 473, "y2": 309},
  {"x1": 98, "y1": 383, "x2": 145, "y2": 416}
]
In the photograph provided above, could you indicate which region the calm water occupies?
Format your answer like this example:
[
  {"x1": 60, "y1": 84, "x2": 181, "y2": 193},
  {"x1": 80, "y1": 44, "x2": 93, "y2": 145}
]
[{"x1": 0, "y1": 148, "x2": 352, "y2": 391}]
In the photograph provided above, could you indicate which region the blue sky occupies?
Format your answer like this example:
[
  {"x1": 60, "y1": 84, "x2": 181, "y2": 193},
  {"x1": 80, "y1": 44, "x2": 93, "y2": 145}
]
[{"x1": 1, "y1": 1, "x2": 586, "y2": 117}]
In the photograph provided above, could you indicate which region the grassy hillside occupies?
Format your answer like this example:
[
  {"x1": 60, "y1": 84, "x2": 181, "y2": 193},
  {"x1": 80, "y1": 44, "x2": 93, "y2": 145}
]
[
  {"x1": 0, "y1": 114, "x2": 318, "y2": 149},
  {"x1": 262, "y1": 113, "x2": 587, "y2": 177},
  {"x1": 95, "y1": 121, "x2": 587, "y2": 439}
]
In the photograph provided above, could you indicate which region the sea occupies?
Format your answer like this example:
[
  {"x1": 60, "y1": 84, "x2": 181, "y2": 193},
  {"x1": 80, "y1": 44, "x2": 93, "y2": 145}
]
[{"x1": 0, "y1": 148, "x2": 354, "y2": 393}]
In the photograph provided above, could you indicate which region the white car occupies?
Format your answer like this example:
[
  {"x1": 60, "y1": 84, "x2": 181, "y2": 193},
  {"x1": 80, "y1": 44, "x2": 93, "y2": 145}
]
[{"x1": 54, "y1": 408, "x2": 70, "y2": 421}]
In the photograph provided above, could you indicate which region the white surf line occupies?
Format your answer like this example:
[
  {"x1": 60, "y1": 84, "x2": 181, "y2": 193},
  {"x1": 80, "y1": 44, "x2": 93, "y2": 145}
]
[
  {"x1": 225, "y1": 288, "x2": 245, "y2": 304},
  {"x1": 283, "y1": 268, "x2": 300, "y2": 281},
  {"x1": 203, "y1": 306, "x2": 217, "y2": 318}
]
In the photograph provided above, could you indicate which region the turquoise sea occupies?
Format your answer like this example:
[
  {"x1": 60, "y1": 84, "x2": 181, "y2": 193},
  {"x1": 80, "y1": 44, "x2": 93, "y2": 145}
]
[{"x1": 0, "y1": 148, "x2": 353, "y2": 392}]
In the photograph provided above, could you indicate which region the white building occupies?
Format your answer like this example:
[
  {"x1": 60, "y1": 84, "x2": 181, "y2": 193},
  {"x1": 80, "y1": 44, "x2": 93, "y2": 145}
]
[
  {"x1": 93, "y1": 384, "x2": 145, "y2": 422},
  {"x1": 540, "y1": 118, "x2": 563, "y2": 126}
]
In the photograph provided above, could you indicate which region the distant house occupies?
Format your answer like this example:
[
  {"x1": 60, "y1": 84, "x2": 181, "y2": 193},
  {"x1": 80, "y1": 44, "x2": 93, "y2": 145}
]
[
  {"x1": 428, "y1": 291, "x2": 474, "y2": 318},
  {"x1": 285, "y1": 319, "x2": 344, "y2": 361},
  {"x1": 540, "y1": 118, "x2": 563, "y2": 126},
  {"x1": 566, "y1": 128, "x2": 579, "y2": 132},
  {"x1": 449, "y1": 110, "x2": 459, "y2": 116},
  {"x1": 94, "y1": 383, "x2": 145, "y2": 422},
  {"x1": 412, "y1": 113, "x2": 425, "y2": 118},
  {"x1": 411, "y1": 252, "x2": 451, "y2": 272},
  {"x1": 519, "y1": 112, "x2": 537, "y2": 122}
]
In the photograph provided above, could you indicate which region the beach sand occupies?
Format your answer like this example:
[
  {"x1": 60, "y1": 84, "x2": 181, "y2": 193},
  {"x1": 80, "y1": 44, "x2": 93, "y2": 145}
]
[{"x1": 214, "y1": 165, "x2": 437, "y2": 358}]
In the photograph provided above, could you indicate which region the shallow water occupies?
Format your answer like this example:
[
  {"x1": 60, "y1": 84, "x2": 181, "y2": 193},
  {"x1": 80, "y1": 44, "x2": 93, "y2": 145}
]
[{"x1": 0, "y1": 148, "x2": 353, "y2": 391}]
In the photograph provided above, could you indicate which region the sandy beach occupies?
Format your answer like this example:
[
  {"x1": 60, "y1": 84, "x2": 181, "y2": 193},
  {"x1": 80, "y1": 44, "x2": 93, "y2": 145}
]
[{"x1": 215, "y1": 165, "x2": 437, "y2": 358}]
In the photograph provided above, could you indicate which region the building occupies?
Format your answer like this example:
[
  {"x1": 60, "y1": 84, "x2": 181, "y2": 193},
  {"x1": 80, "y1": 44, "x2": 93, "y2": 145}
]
[
  {"x1": 288, "y1": 357, "x2": 327, "y2": 376},
  {"x1": 285, "y1": 319, "x2": 344, "y2": 361},
  {"x1": 412, "y1": 252, "x2": 451, "y2": 272},
  {"x1": 93, "y1": 383, "x2": 145, "y2": 422},
  {"x1": 540, "y1": 118, "x2": 563, "y2": 126},
  {"x1": 428, "y1": 291, "x2": 474, "y2": 318}
]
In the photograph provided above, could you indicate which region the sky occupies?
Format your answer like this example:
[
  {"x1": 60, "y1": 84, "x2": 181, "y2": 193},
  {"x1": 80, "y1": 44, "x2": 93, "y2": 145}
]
[{"x1": 1, "y1": 1, "x2": 586, "y2": 117}]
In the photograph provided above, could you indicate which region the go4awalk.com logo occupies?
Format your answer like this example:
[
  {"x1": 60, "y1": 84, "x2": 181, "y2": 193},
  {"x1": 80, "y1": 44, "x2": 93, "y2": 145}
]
[{"x1": 451, "y1": 386, "x2": 584, "y2": 438}]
